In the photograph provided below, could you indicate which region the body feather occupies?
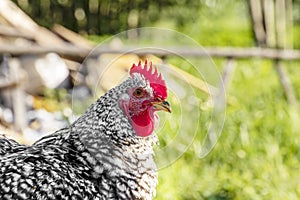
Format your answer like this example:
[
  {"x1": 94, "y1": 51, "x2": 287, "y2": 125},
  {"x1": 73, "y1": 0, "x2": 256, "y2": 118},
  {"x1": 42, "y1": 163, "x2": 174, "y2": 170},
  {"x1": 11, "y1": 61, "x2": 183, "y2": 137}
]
[{"x1": 0, "y1": 74, "x2": 159, "y2": 200}]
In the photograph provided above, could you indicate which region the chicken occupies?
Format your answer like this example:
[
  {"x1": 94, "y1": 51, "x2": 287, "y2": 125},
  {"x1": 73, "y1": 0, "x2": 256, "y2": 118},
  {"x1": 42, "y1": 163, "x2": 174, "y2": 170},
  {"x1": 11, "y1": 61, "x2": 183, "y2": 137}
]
[
  {"x1": 0, "y1": 60, "x2": 171, "y2": 200},
  {"x1": 0, "y1": 135, "x2": 26, "y2": 156}
]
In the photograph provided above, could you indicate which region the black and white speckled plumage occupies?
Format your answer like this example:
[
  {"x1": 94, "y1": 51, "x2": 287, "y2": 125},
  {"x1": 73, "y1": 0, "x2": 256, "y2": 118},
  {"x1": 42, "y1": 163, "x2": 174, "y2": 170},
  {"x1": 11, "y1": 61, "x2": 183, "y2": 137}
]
[
  {"x1": 0, "y1": 73, "x2": 159, "y2": 200},
  {"x1": 0, "y1": 135, "x2": 26, "y2": 156}
]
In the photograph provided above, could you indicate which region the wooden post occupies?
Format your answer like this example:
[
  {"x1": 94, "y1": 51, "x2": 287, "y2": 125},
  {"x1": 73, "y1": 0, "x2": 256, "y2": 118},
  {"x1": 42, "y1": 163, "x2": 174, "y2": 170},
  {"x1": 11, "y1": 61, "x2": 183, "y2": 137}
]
[
  {"x1": 274, "y1": 60, "x2": 297, "y2": 105},
  {"x1": 263, "y1": 0, "x2": 276, "y2": 47},
  {"x1": 215, "y1": 57, "x2": 236, "y2": 107},
  {"x1": 285, "y1": 0, "x2": 293, "y2": 48},
  {"x1": 8, "y1": 58, "x2": 26, "y2": 132},
  {"x1": 254, "y1": 0, "x2": 298, "y2": 106},
  {"x1": 249, "y1": 0, "x2": 266, "y2": 46},
  {"x1": 274, "y1": 0, "x2": 297, "y2": 106},
  {"x1": 275, "y1": 0, "x2": 287, "y2": 48}
]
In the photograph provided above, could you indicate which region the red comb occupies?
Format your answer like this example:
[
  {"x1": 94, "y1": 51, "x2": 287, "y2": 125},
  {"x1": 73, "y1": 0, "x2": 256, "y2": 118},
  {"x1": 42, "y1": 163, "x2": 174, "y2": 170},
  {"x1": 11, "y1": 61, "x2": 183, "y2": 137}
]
[{"x1": 130, "y1": 60, "x2": 167, "y2": 99}]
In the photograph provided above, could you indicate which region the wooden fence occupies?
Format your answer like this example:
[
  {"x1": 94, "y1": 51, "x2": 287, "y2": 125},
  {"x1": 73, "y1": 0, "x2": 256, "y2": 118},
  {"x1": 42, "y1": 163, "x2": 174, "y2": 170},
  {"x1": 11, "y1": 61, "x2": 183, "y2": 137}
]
[
  {"x1": 1, "y1": 0, "x2": 299, "y2": 134},
  {"x1": 1, "y1": 45, "x2": 300, "y2": 62},
  {"x1": 1, "y1": 44, "x2": 299, "y2": 131}
]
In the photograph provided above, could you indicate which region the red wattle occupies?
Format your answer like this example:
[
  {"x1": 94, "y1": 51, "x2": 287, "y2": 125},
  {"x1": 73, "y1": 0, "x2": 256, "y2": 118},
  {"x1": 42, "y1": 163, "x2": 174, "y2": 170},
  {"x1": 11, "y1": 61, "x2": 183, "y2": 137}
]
[{"x1": 131, "y1": 110, "x2": 155, "y2": 137}]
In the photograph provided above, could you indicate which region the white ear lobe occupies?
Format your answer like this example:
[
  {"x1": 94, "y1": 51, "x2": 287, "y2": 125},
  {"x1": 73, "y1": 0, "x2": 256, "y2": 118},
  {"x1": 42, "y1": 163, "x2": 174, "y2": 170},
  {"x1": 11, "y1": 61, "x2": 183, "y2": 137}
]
[{"x1": 120, "y1": 93, "x2": 130, "y2": 101}]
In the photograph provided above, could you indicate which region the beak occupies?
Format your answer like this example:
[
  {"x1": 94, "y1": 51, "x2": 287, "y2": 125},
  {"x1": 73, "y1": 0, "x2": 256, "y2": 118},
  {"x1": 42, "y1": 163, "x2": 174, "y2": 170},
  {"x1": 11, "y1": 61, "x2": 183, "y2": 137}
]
[{"x1": 151, "y1": 100, "x2": 171, "y2": 113}]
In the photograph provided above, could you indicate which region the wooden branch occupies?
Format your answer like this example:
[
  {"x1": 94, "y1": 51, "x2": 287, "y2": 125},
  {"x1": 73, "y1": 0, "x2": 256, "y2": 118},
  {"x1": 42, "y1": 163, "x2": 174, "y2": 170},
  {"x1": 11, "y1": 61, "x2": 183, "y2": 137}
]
[
  {"x1": 1, "y1": 44, "x2": 300, "y2": 62},
  {"x1": 87, "y1": 46, "x2": 300, "y2": 61},
  {"x1": 104, "y1": 47, "x2": 300, "y2": 60},
  {"x1": 0, "y1": 0, "x2": 66, "y2": 47},
  {"x1": 0, "y1": 43, "x2": 89, "y2": 62},
  {"x1": 0, "y1": 25, "x2": 34, "y2": 40},
  {"x1": 0, "y1": 79, "x2": 19, "y2": 90},
  {"x1": 0, "y1": 0, "x2": 38, "y2": 32},
  {"x1": 52, "y1": 24, "x2": 94, "y2": 49}
]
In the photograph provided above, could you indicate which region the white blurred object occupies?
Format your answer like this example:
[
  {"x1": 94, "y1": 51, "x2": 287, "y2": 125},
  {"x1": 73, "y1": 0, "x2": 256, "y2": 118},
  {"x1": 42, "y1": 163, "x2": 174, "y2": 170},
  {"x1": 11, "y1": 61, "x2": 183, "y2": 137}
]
[
  {"x1": 22, "y1": 53, "x2": 69, "y2": 94},
  {"x1": 36, "y1": 53, "x2": 69, "y2": 88},
  {"x1": 0, "y1": 106, "x2": 13, "y2": 123}
]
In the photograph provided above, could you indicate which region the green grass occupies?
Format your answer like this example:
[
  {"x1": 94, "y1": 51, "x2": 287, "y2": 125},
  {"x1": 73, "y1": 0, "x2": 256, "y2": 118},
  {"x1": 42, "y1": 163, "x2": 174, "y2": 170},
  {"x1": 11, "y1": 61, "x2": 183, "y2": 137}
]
[
  {"x1": 86, "y1": 33, "x2": 300, "y2": 199},
  {"x1": 77, "y1": 2, "x2": 300, "y2": 198},
  {"x1": 155, "y1": 59, "x2": 300, "y2": 200}
]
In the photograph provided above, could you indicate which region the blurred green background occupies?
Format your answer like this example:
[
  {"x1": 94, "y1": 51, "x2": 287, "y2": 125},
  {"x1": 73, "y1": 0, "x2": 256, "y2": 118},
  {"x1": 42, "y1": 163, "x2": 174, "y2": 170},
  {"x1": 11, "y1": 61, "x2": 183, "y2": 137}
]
[{"x1": 12, "y1": 0, "x2": 300, "y2": 199}]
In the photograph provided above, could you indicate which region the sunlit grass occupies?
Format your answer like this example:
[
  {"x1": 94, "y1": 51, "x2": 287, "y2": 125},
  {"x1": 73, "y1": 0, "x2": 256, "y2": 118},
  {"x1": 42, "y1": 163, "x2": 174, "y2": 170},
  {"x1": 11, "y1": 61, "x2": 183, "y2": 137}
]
[{"x1": 155, "y1": 59, "x2": 300, "y2": 200}]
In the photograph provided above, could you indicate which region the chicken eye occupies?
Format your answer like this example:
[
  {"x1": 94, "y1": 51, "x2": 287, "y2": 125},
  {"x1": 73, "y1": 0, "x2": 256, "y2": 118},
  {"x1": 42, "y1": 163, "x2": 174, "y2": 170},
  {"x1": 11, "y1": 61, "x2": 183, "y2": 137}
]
[{"x1": 133, "y1": 88, "x2": 144, "y2": 98}]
